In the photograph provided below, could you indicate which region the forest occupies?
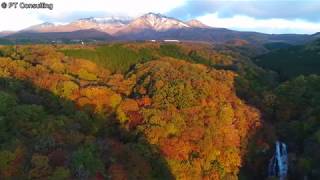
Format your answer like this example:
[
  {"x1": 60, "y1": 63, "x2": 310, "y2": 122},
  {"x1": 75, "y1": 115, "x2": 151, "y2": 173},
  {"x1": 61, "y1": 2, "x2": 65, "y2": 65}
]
[{"x1": 0, "y1": 41, "x2": 319, "y2": 180}]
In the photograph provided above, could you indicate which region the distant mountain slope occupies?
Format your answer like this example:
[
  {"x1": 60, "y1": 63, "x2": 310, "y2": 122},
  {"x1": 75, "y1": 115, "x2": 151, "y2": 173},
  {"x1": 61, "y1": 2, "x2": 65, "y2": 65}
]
[
  {"x1": 22, "y1": 17, "x2": 132, "y2": 35},
  {"x1": 1, "y1": 12, "x2": 316, "y2": 45},
  {"x1": 115, "y1": 12, "x2": 190, "y2": 35},
  {"x1": 115, "y1": 27, "x2": 312, "y2": 45},
  {"x1": 21, "y1": 13, "x2": 191, "y2": 35},
  {"x1": 5, "y1": 29, "x2": 113, "y2": 42},
  {"x1": 254, "y1": 38, "x2": 320, "y2": 80},
  {"x1": 0, "y1": 31, "x2": 15, "y2": 37},
  {"x1": 186, "y1": 19, "x2": 210, "y2": 28},
  {"x1": 23, "y1": 22, "x2": 56, "y2": 32}
]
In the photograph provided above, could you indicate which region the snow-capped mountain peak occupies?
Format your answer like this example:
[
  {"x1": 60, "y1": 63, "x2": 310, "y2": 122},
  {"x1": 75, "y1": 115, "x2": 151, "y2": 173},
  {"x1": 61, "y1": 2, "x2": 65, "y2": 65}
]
[
  {"x1": 76, "y1": 16, "x2": 131, "y2": 25},
  {"x1": 39, "y1": 22, "x2": 55, "y2": 27},
  {"x1": 23, "y1": 22, "x2": 56, "y2": 32},
  {"x1": 186, "y1": 19, "x2": 209, "y2": 28},
  {"x1": 19, "y1": 12, "x2": 211, "y2": 35},
  {"x1": 127, "y1": 12, "x2": 190, "y2": 32},
  {"x1": 141, "y1": 12, "x2": 166, "y2": 20},
  {"x1": 77, "y1": 17, "x2": 96, "y2": 22},
  {"x1": 94, "y1": 16, "x2": 132, "y2": 25},
  {"x1": 140, "y1": 12, "x2": 172, "y2": 26}
]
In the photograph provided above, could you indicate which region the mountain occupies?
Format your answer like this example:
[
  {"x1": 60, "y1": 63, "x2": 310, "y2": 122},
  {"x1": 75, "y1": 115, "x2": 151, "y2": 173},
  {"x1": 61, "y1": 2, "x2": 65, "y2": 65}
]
[
  {"x1": 20, "y1": 13, "x2": 198, "y2": 36},
  {"x1": 115, "y1": 12, "x2": 190, "y2": 35},
  {"x1": 1, "y1": 12, "x2": 316, "y2": 45},
  {"x1": 5, "y1": 29, "x2": 113, "y2": 42},
  {"x1": 186, "y1": 19, "x2": 210, "y2": 28},
  {"x1": 254, "y1": 38, "x2": 320, "y2": 80},
  {"x1": 85, "y1": 16, "x2": 132, "y2": 25},
  {"x1": 22, "y1": 16, "x2": 132, "y2": 35},
  {"x1": 116, "y1": 26, "x2": 313, "y2": 45},
  {"x1": 23, "y1": 22, "x2": 56, "y2": 32},
  {"x1": 68, "y1": 17, "x2": 131, "y2": 34},
  {"x1": 311, "y1": 32, "x2": 320, "y2": 38},
  {"x1": 0, "y1": 31, "x2": 15, "y2": 37}
]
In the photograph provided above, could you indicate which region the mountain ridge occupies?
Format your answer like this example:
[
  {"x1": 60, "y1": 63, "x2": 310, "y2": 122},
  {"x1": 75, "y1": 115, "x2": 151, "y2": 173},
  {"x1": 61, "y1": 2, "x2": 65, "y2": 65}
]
[
  {"x1": 0, "y1": 12, "x2": 317, "y2": 45},
  {"x1": 5, "y1": 29, "x2": 113, "y2": 42},
  {"x1": 18, "y1": 12, "x2": 203, "y2": 35}
]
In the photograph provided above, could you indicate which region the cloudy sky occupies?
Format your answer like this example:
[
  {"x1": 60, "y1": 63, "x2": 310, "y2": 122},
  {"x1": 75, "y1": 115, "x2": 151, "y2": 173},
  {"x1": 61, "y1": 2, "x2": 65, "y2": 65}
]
[{"x1": 1, "y1": 0, "x2": 320, "y2": 34}]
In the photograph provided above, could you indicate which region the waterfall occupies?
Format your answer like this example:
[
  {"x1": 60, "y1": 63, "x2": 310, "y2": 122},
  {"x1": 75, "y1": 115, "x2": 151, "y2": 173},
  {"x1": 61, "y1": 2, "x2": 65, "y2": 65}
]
[{"x1": 268, "y1": 141, "x2": 288, "y2": 180}]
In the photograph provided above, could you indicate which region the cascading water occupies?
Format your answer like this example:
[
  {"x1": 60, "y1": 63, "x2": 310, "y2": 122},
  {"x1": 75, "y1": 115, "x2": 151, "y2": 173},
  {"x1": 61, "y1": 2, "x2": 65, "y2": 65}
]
[{"x1": 268, "y1": 141, "x2": 288, "y2": 180}]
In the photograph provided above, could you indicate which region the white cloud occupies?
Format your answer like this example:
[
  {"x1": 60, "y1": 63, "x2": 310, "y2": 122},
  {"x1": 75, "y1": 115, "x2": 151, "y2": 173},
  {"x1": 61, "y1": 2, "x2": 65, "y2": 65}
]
[
  {"x1": 1, "y1": 10, "x2": 42, "y2": 31},
  {"x1": 42, "y1": 0, "x2": 186, "y2": 18},
  {"x1": 197, "y1": 12, "x2": 320, "y2": 34},
  {"x1": 0, "y1": 0, "x2": 186, "y2": 31}
]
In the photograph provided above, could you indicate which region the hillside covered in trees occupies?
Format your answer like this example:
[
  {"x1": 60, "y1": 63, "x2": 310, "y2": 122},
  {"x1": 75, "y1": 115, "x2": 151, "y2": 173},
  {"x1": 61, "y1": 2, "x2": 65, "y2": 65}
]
[
  {"x1": 238, "y1": 39, "x2": 320, "y2": 179},
  {"x1": 255, "y1": 39, "x2": 320, "y2": 81},
  {"x1": 0, "y1": 41, "x2": 319, "y2": 179},
  {"x1": 0, "y1": 44, "x2": 262, "y2": 179}
]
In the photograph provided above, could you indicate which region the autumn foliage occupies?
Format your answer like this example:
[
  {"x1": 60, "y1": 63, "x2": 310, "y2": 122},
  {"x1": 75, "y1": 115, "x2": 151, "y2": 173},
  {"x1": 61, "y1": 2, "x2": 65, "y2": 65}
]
[{"x1": 0, "y1": 44, "x2": 261, "y2": 179}]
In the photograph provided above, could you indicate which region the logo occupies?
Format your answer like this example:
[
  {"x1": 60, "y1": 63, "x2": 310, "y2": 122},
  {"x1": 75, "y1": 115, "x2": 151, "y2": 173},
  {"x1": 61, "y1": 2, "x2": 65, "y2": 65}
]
[
  {"x1": 1, "y1": 2, "x2": 7, "y2": 9},
  {"x1": 0, "y1": 2, "x2": 53, "y2": 10}
]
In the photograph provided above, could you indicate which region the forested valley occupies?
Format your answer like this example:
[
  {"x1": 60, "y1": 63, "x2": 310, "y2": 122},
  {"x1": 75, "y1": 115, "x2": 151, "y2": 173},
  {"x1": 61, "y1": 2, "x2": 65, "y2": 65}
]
[{"x1": 0, "y1": 41, "x2": 319, "y2": 179}]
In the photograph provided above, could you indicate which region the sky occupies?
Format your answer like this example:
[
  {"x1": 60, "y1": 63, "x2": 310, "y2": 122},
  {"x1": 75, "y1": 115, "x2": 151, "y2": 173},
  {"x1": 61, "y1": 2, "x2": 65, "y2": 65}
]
[{"x1": 1, "y1": 0, "x2": 320, "y2": 34}]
